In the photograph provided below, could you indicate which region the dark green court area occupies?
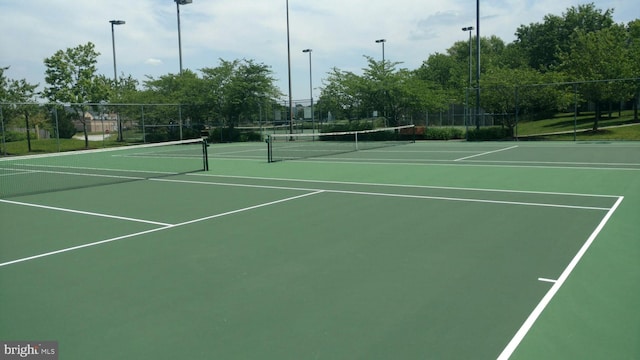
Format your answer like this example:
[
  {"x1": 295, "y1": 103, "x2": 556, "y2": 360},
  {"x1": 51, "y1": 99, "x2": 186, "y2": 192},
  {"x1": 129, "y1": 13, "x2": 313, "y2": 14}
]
[{"x1": 1, "y1": 141, "x2": 638, "y2": 359}]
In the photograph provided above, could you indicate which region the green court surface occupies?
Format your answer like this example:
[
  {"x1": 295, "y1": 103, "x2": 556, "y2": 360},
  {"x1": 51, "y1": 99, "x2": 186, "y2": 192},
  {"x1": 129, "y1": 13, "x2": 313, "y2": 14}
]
[{"x1": 1, "y1": 141, "x2": 638, "y2": 359}]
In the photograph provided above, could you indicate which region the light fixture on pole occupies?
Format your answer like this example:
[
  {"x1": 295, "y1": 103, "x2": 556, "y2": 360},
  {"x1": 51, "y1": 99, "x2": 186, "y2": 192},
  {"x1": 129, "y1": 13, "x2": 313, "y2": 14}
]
[
  {"x1": 302, "y1": 49, "x2": 314, "y2": 133},
  {"x1": 462, "y1": 26, "x2": 473, "y2": 135},
  {"x1": 109, "y1": 19, "x2": 125, "y2": 142},
  {"x1": 375, "y1": 39, "x2": 386, "y2": 65},
  {"x1": 175, "y1": 0, "x2": 192, "y2": 75}
]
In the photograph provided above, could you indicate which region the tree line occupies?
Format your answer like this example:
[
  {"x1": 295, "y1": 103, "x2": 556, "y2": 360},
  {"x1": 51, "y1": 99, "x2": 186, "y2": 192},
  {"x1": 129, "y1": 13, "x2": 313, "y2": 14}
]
[{"x1": 1, "y1": 3, "x2": 639, "y2": 148}]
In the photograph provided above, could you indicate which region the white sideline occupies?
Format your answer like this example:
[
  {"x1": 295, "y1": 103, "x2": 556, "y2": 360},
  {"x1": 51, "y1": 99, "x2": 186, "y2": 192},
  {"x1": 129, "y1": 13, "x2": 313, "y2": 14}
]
[{"x1": 497, "y1": 195, "x2": 624, "y2": 359}]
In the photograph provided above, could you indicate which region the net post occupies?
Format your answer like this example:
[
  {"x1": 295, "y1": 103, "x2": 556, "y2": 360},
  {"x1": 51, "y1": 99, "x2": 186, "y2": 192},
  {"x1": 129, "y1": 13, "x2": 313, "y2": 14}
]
[
  {"x1": 355, "y1": 132, "x2": 359, "y2": 151},
  {"x1": 202, "y1": 139, "x2": 209, "y2": 171},
  {"x1": 266, "y1": 135, "x2": 273, "y2": 163}
]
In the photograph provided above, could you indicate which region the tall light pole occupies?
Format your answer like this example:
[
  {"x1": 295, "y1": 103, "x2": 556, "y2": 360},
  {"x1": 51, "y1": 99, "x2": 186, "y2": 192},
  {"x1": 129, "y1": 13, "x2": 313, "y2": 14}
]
[
  {"x1": 375, "y1": 39, "x2": 386, "y2": 125},
  {"x1": 175, "y1": 0, "x2": 192, "y2": 140},
  {"x1": 462, "y1": 26, "x2": 473, "y2": 134},
  {"x1": 110, "y1": 20, "x2": 125, "y2": 142},
  {"x1": 475, "y1": 0, "x2": 481, "y2": 130},
  {"x1": 175, "y1": 0, "x2": 192, "y2": 75},
  {"x1": 109, "y1": 20, "x2": 125, "y2": 82},
  {"x1": 286, "y1": 0, "x2": 294, "y2": 134},
  {"x1": 302, "y1": 49, "x2": 314, "y2": 133}
]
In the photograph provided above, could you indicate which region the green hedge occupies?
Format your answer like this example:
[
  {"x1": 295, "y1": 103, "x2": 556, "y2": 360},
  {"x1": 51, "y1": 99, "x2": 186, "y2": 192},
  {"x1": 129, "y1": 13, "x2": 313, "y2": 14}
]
[
  {"x1": 466, "y1": 127, "x2": 513, "y2": 141},
  {"x1": 2, "y1": 131, "x2": 28, "y2": 142},
  {"x1": 321, "y1": 121, "x2": 374, "y2": 133},
  {"x1": 423, "y1": 127, "x2": 464, "y2": 140},
  {"x1": 208, "y1": 127, "x2": 261, "y2": 143}
]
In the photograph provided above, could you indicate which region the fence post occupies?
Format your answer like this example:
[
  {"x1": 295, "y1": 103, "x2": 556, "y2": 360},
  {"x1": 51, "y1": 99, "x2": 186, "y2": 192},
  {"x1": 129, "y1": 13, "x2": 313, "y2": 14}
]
[
  {"x1": 0, "y1": 107, "x2": 5, "y2": 156},
  {"x1": 514, "y1": 86, "x2": 519, "y2": 140},
  {"x1": 573, "y1": 84, "x2": 578, "y2": 142}
]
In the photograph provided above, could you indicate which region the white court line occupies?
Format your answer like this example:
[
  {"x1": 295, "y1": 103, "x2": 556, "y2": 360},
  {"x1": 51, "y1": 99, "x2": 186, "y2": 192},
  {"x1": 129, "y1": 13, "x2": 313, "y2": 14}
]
[
  {"x1": 0, "y1": 199, "x2": 172, "y2": 226},
  {"x1": 464, "y1": 159, "x2": 640, "y2": 167},
  {"x1": 153, "y1": 178, "x2": 612, "y2": 211},
  {"x1": 1, "y1": 163, "x2": 176, "y2": 175},
  {"x1": 190, "y1": 173, "x2": 620, "y2": 199},
  {"x1": 0, "y1": 191, "x2": 324, "y2": 268},
  {"x1": 0, "y1": 167, "x2": 145, "y2": 180},
  {"x1": 537, "y1": 278, "x2": 557, "y2": 283},
  {"x1": 0, "y1": 170, "x2": 32, "y2": 177},
  {"x1": 497, "y1": 195, "x2": 624, "y2": 360},
  {"x1": 288, "y1": 158, "x2": 640, "y2": 171},
  {"x1": 454, "y1": 145, "x2": 519, "y2": 161}
]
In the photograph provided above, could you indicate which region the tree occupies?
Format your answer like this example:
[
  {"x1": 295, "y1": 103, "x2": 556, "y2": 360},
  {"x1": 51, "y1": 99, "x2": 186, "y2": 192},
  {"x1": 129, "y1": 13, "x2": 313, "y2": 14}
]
[
  {"x1": 0, "y1": 67, "x2": 41, "y2": 152},
  {"x1": 318, "y1": 67, "x2": 365, "y2": 122},
  {"x1": 43, "y1": 42, "x2": 108, "y2": 148},
  {"x1": 6, "y1": 79, "x2": 39, "y2": 152},
  {"x1": 560, "y1": 24, "x2": 634, "y2": 130},
  {"x1": 626, "y1": 20, "x2": 640, "y2": 121},
  {"x1": 200, "y1": 59, "x2": 280, "y2": 129},
  {"x1": 138, "y1": 59, "x2": 280, "y2": 141},
  {"x1": 361, "y1": 56, "x2": 419, "y2": 126},
  {"x1": 514, "y1": 3, "x2": 615, "y2": 72}
]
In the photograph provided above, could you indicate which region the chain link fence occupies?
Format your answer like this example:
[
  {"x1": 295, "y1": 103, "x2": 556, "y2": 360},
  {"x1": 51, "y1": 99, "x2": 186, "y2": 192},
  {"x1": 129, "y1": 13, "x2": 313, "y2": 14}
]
[{"x1": 2, "y1": 78, "x2": 638, "y2": 155}]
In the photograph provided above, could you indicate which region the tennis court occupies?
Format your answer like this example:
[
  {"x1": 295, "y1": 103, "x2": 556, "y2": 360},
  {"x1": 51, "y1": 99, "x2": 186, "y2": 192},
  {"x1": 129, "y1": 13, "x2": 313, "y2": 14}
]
[{"x1": 1, "y1": 139, "x2": 639, "y2": 359}]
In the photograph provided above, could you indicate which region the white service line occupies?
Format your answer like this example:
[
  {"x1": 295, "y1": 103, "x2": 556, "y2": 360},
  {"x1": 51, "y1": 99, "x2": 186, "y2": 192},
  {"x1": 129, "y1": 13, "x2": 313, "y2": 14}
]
[
  {"x1": 454, "y1": 145, "x2": 519, "y2": 161},
  {"x1": 537, "y1": 277, "x2": 557, "y2": 283},
  {"x1": 0, "y1": 190, "x2": 324, "y2": 268},
  {"x1": 0, "y1": 199, "x2": 171, "y2": 226},
  {"x1": 189, "y1": 173, "x2": 620, "y2": 199},
  {"x1": 155, "y1": 177, "x2": 612, "y2": 211},
  {"x1": 497, "y1": 195, "x2": 624, "y2": 360}
]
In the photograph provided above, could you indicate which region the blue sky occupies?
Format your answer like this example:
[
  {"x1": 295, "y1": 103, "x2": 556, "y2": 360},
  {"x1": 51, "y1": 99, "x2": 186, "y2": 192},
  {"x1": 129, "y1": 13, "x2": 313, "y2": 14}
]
[{"x1": 0, "y1": 0, "x2": 637, "y2": 102}]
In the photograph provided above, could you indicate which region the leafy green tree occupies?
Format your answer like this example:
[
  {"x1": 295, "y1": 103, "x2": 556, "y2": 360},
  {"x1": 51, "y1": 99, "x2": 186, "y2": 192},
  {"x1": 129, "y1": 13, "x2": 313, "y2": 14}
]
[
  {"x1": 43, "y1": 42, "x2": 108, "y2": 148},
  {"x1": 626, "y1": 20, "x2": 640, "y2": 120},
  {"x1": 560, "y1": 24, "x2": 634, "y2": 130},
  {"x1": 6, "y1": 79, "x2": 39, "y2": 151},
  {"x1": 415, "y1": 52, "x2": 459, "y2": 90},
  {"x1": 318, "y1": 67, "x2": 365, "y2": 121},
  {"x1": 514, "y1": 3, "x2": 615, "y2": 72},
  {"x1": 0, "y1": 67, "x2": 42, "y2": 152},
  {"x1": 139, "y1": 59, "x2": 279, "y2": 140},
  {"x1": 214, "y1": 59, "x2": 279, "y2": 128},
  {"x1": 361, "y1": 56, "x2": 408, "y2": 124}
]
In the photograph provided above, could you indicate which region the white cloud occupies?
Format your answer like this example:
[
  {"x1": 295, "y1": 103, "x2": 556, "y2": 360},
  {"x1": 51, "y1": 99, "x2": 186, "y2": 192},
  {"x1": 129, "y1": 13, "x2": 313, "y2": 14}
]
[{"x1": 145, "y1": 58, "x2": 163, "y2": 66}]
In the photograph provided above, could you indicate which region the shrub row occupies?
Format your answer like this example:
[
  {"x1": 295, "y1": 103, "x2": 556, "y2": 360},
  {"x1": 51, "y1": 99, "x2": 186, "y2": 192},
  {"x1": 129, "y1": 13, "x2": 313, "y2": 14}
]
[
  {"x1": 2, "y1": 131, "x2": 28, "y2": 142},
  {"x1": 420, "y1": 127, "x2": 464, "y2": 140},
  {"x1": 466, "y1": 127, "x2": 513, "y2": 141}
]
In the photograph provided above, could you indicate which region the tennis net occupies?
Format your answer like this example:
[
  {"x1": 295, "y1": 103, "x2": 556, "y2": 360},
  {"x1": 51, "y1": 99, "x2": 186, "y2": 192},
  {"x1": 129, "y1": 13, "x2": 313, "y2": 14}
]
[
  {"x1": 0, "y1": 139, "x2": 209, "y2": 199},
  {"x1": 267, "y1": 125, "x2": 415, "y2": 162}
]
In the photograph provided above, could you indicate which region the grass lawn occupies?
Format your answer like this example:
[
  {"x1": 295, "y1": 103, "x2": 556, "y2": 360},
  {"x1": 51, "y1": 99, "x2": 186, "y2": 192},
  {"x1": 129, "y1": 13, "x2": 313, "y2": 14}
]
[
  {"x1": 516, "y1": 110, "x2": 640, "y2": 139},
  {"x1": 0, "y1": 135, "x2": 124, "y2": 156}
]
